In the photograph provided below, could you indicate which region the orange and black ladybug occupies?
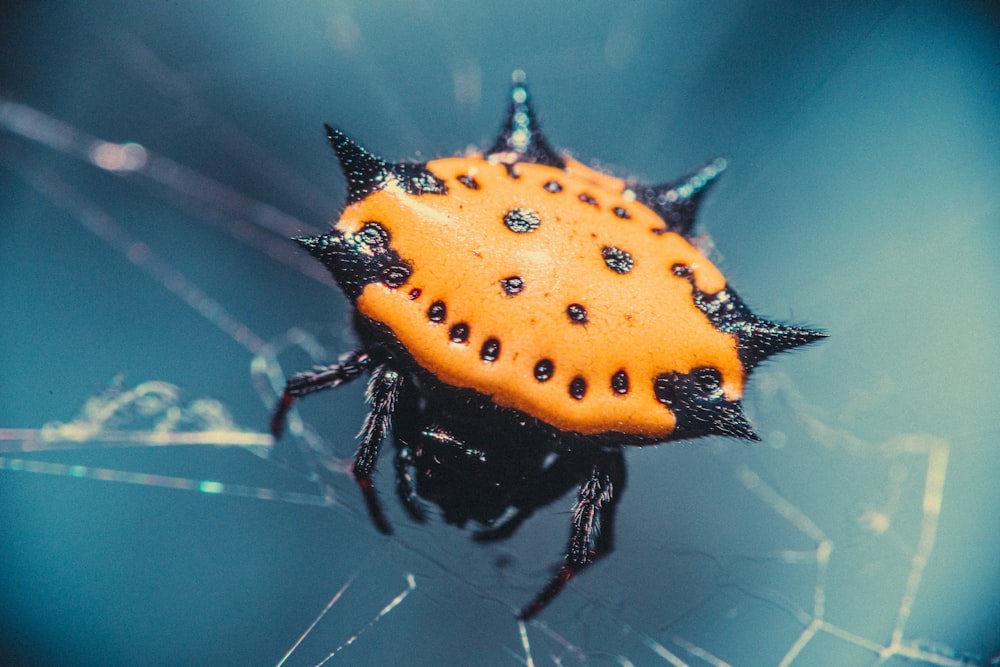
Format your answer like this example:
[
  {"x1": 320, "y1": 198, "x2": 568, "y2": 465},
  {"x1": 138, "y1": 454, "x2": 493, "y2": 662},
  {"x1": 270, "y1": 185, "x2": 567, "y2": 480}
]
[{"x1": 272, "y1": 72, "x2": 825, "y2": 620}]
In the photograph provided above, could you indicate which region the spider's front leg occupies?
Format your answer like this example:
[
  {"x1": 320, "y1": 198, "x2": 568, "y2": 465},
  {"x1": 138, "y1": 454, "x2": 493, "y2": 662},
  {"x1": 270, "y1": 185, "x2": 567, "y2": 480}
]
[
  {"x1": 271, "y1": 350, "x2": 403, "y2": 535},
  {"x1": 270, "y1": 350, "x2": 371, "y2": 438},
  {"x1": 519, "y1": 447, "x2": 625, "y2": 621},
  {"x1": 353, "y1": 364, "x2": 404, "y2": 534},
  {"x1": 392, "y1": 439, "x2": 426, "y2": 523}
]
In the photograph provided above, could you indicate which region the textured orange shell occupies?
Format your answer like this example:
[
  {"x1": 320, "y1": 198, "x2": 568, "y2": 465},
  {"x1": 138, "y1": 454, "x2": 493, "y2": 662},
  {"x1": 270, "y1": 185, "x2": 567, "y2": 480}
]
[{"x1": 335, "y1": 155, "x2": 746, "y2": 438}]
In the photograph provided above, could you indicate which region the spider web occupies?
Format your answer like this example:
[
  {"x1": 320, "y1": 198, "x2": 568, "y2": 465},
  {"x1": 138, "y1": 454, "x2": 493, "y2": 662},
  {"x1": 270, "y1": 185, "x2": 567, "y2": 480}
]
[{"x1": 2, "y1": 2, "x2": 999, "y2": 665}]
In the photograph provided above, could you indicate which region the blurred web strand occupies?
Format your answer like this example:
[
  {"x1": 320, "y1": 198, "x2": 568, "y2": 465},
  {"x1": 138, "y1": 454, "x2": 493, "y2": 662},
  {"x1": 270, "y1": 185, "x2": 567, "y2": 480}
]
[
  {"x1": 0, "y1": 97, "x2": 333, "y2": 288},
  {"x1": 307, "y1": 573, "x2": 416, "y2": 666},
  {"x1": 517, "y1": 620, "x2": 536, "y2": 667},
  {"x1": 3, "y1": 147, "x2": 270, "y2": 356},
  {"x1": 526, "y1": 621, "x2": 594, "y2": 666},
  {"x1": 276, "y1": 569, "x2": 359, "y2": 667},
  {"x1": 0, "y1": 428, "x2": 270, "y2": 452},
  {"x1": 638, "y1": 633, "x2": 689, "y2": 667},
  {"x1": 605, "y1": 381, "x2": 969, "y2": 667},
  {"x1": 0, "y1": 96, "x2": 317, "y2": 237},
  {"x1": 0, "y1": 453, "x2": 333, "y2": 508},
  {"x1": 0, "y1": 376, "x2": 335, "y2": 507},
  {"x1": 727, "y1": 428, "x2": 962, "y2": 666},
  {"x1": 881, "y1": 436, "x2": 950, "y2": 664},
  {"x1": 107, "y1": 31, "x2": 339, "y2": 221},
  {"x1": 624, "y1": 623, "x2": 730, "y2": 667},
  {"x1": 517, "y1": 622, "x2": 635, "y2": 666},
  {"x1": 0, "y1": 114, "x2": 346, "y2": 504},
  {"x1": 0, "y1": 97, "x2": 346, "y2": 486},
  {"x1": 671, "y1": 636, "x2": 731, "y2": 667}
]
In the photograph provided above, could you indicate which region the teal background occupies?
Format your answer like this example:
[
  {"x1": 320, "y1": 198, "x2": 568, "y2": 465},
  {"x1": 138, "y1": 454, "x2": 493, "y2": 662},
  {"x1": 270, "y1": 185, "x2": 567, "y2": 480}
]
[{"x1": 1, "y1": 2, "x2": 998, "y2": 665}]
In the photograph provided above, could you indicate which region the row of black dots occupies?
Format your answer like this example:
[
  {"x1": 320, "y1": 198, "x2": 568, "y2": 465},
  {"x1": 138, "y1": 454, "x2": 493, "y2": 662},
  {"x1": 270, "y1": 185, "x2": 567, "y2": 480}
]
[
  {"x1": 455, "y1": 170, "x2": 635, "y2": 222},
  {"x1": 532, "y1": 360, "x2": 634, "y2": 402},
  {"x1": 539, "y1": 178, "x2": 632, "y2": 220},
  {"x1": 419, "y1": 296, "x2": 614, "y2": 396},
  {"x1": 423, "y1": 297, "x2": 504, "y2": 364}
]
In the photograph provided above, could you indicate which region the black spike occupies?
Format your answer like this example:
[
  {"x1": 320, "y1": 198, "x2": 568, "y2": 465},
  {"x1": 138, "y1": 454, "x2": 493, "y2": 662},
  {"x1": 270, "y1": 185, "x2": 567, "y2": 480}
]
[
  {"x1": 293, "y1": 232, "x2": 412, "y2": 301},
  {"x1": 714, "y1": 404, "x2": 759, "y2": 440},
  {"x1": 292, "y1": 233, "x2": 344, "y2": 282},
  {"x1": 690, "y1": 284, "x2": 827, "y2": 371},
  {"x1": 487, "y1": 72, "x2": 565, "y2": 169},
  {"x1": 294, "y1": 234, "x2": 335, "y2": 262},
  {"x1": 634, "y1": 158, "x2": 727, "y2": 237},
  {"x1": 653, "y1": 368, "x2": 760, "y2": 441},
  {"x1": 325, "y1": 125, "x2": 390, "y2": 204},
  {"x1": 325, "y1": 125, "x2": 447, "y2": 205},
  {"x1": 737, "y1": 318, "x2": 827, "y2": 370}
]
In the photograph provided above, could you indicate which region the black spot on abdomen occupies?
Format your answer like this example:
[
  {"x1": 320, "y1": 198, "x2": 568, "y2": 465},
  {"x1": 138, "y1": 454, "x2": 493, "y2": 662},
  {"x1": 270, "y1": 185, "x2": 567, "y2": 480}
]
[
  {"x1": 501, "y1": 276, "x2": 525, "y2": 295},
  {"x1": 534, "y1": 359, "x2": 554, "y2": 382},
  {"x1": 449, "y1": 323, "x2": 470, "y2": 343},
  {"x1": 566, "y1": 303, "x2": 588, "y2": 324},
  {"x1": 611, "y1": 369, "x2": 629, "y2": 395},
  {"x1": 480, "y1": 337, "x2": 501, "y2": 362},
  {"x1": 601, "y1": 246, "x2": 634, "y2": 274},
  {"x1": 427, "y1": 300, "x2": 447, "y2": 322},
  {"x1": 503, "y1": 208, "x2": 541, "y2": 233}
]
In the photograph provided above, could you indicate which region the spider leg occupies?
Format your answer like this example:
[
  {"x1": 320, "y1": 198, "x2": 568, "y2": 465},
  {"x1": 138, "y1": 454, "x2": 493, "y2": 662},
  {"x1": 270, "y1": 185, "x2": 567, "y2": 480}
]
[
  {"x1": 353, "y1": 364, "x2": 404, "y2": 535},
  {"x1": 393, "y1": 439, "x2": 426, "y2": 522},
  {"x1": 421, "y1": 426, "x2": 487, "y2": 463},
  {"x1": 518, "y1": 447, "x2": 625, "y2": 621},
  {"x1": 270, "y1": 350, "x2": 371, "y2": 438}
]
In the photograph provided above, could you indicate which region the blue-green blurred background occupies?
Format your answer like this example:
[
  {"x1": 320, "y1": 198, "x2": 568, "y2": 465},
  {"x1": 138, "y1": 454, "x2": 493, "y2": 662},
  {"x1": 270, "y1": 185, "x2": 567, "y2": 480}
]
[{"x1": 2, "y1": 2, "x2": 998, "y2": 665}]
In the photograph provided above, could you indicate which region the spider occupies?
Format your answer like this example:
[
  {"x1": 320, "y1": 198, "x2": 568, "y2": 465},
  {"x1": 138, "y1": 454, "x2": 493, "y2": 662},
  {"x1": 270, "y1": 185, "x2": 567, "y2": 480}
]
[{"x1": 270, "y1": 75, "x2": 824, "y2": 619}]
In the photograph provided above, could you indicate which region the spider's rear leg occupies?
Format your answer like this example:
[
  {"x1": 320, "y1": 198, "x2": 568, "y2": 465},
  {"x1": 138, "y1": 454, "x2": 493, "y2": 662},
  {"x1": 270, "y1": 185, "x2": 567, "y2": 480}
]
[
  {"x1": 354, "y1": 364, "x2": 404, "y2": 534},
  {"x1": 393, "y1": 439, "x2": 426, "y2": 523},
  {"x1": 422, "y1": 426, "x2": 488, "y2": 462},
  {"x1": 394, "y1": 426, "x2": 487, "y2": 523},
  {"x1": 270, "y1": 350, "x2": 371, "y2": 438},
  {"x1": 519, "y1": 447, "x2": 625, "y2": 621}
]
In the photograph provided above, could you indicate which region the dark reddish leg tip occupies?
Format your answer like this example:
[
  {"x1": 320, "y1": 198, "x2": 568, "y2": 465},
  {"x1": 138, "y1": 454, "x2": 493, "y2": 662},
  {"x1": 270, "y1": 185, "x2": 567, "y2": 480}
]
[
  {"x1": 357, "y1": 476, "x2": 393, "y2": 535},
  {"x1": 270, "y1": 392, "x2": 296, "y2": 439},
  {"x1": 518, "y1": 564, "x2": 577, "y2": 621},
  {"x1": 402, "y1": 497, "x2": 427, "y2": 523}
]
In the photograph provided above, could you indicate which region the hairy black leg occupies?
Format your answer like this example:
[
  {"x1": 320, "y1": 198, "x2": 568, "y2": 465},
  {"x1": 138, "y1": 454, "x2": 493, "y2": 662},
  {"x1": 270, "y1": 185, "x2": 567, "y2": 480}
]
[
  {"x1": 421, "y1": 426, "x2": 487, "y2": 463},
  {"x1": 519, "y1": 448, "x2": 625, "y2": 621},
  {"x1": 270, "y1": 350, "x2": 371, "y2": 438},
  {"x1": 393, "y1": 440, "x2": 426, "y2": 522},
  {"x1": 354, "y1": 364, "x2": 403, "y2": 534}
]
